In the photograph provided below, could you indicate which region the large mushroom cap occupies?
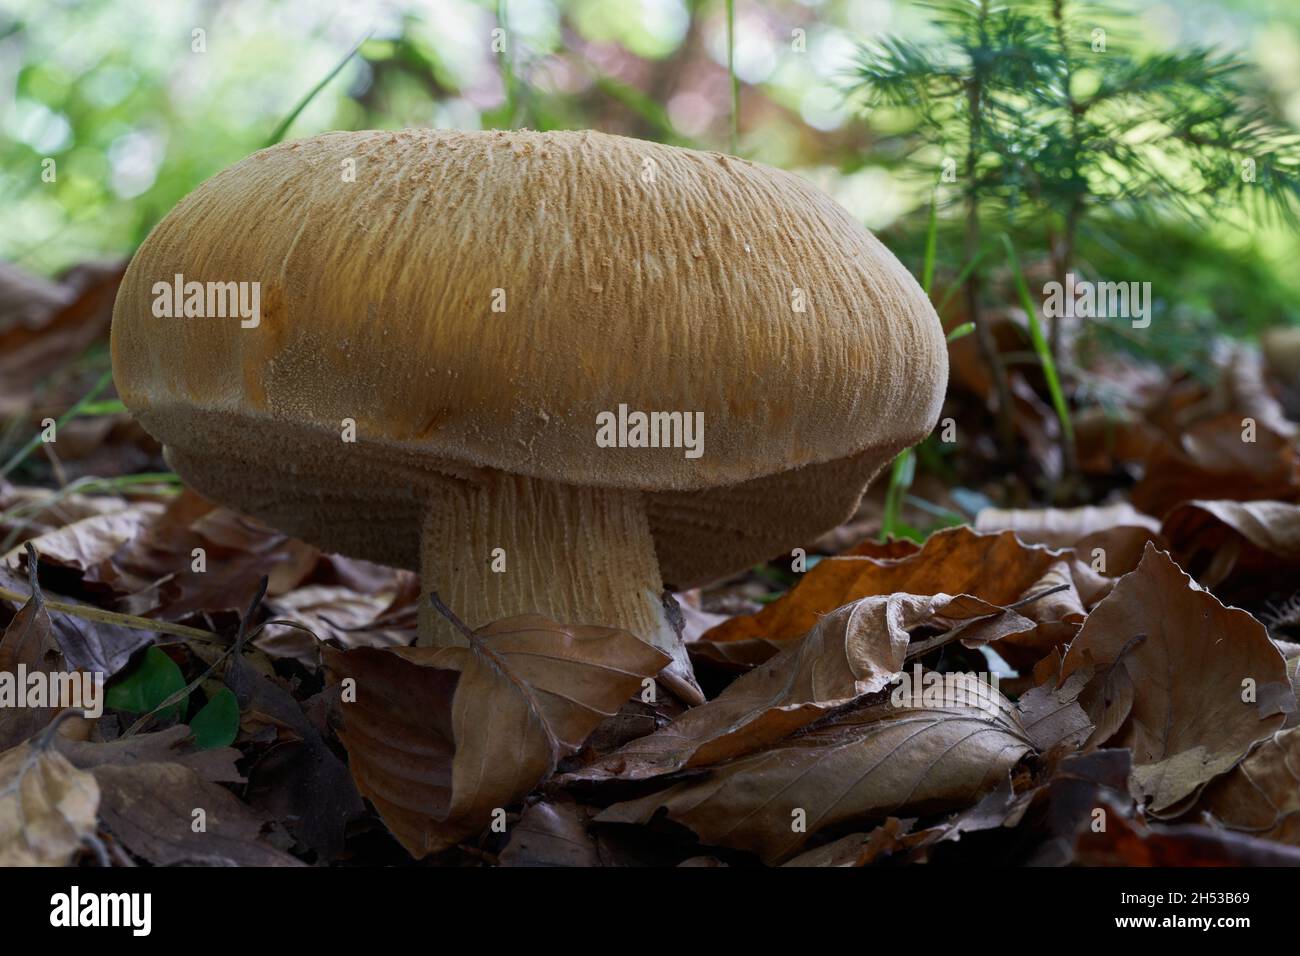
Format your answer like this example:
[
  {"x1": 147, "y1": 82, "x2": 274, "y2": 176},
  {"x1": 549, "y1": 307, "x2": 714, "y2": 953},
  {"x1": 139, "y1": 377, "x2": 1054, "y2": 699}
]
[{"x1": 112, "y1": 128, "x2": 946, "y2": 586}]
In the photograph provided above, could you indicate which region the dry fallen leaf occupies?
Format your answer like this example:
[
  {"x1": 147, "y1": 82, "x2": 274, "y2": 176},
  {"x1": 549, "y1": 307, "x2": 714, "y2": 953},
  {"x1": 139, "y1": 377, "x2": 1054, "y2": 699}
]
[
  {"x1": 256, "y1": 584, "x2": 414, "y2": 663},
  {"x1": 597, "y1": 675, "x2": 1033, "y2": 863},
  {"x1": 226, "y1": 655, "x2": 364, "y2": 860},
  {"x1": 1198, "y1": 727, "x2": 1300, "y2": 844},
  {"x1": 781, "y1": 817, "x2": 922, "y2": 867},
  {"x1": 89, "y1": 761, "x2": 300, "y2": 866},
  {"x1": 0, "y1": 557, "x2": 64, "y2": 749},
  {"x1": 0, "y1": 265, "x2": 122, "y2": 417},
  {"x1": 0, "y1": 738, "x2": 100, "y2": 866},
  {"x1": 1163, "y1": 499, "x2": 1300, "y2": 592},
  {"x1": 1015, "y1": 668, "x2": 1093, "y2": 752},
  {"x1": 974, "y1": 502, "x2": 1161, "y2": 549},
  {"x1": 1061, "y1": 543, "x2": 1289, "y2": 814},
  {"x1": 499, "y1": 801, "x2": 601, "y2": 867},
  {"x1": 703, "y1": 527, "x2": 1062, "y2": 644},
  {"x1": 1221, "y1": 342, "x2": 1299, "y2": 439},
  {"x1": 974, "y1": 560, "x2": 1086, "y2": 669},
  {"x1": 3, "y1": 501, "x2": 164, "y2": 572},
  {"x1": 1130, "y1": 414, "x2": 1300, "y2": 519},
  {"x1": 571, "y1": 592, "x2": 1016, "y2": 783},
  {"x1": 1073, "y1": 803, "x2": 1300, "y2": 866},
  {"x1": 325, "y1": 613, "x2": 670, "y2": 859}
]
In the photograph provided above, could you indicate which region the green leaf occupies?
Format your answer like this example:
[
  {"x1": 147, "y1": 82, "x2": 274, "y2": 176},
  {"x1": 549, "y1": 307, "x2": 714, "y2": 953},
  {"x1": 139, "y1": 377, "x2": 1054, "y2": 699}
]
[
  {"x1": 1001, "y1": 233, "x2": 1075, "y2": 445},
  {"x1": 105, "y1": 646, "x2": 187, "y2": 719},
  {"x1": 921, "y1": 189, "x2": 938, "y2": 295},
  {"x1": 946, "y1": 321, "x2": 975, "y2": 342},
  {"x1": 189, "y1": 687, "x2": 240, "y2": 750},
  {"x1": 880, "y1": 447, "x2": 917, "y2": 541},
  {"x1": 264, "y1": 30, "x2": 371, "y2": 148}
]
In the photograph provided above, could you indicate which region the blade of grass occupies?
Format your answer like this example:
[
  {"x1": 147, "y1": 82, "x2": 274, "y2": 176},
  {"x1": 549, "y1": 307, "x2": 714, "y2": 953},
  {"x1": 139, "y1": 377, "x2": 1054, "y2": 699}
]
[
  {"x1": 76, "y1": 399, "x2": 128, "y2": 416},
  {"x1": 589, "y1": 70, "x2": 687, "y2": 145},
  {"x1": 0, "y1": 472, "x2": 182, "y2": 553},
  {"x1": 264, "y1": 30, "x2": 372, "y2": 148},
  {"x1": 879, "y1": 447, "x2": 916, "y2": 541},
  {"x1": 726, "y1": 0, "x2": 739, "y2": 153},
  {"x1": 921, "y1": 190, "x2": 938, "y2": 295},
  {"x1": 1001, "y1": 233, "x2": 1074, "y2": 445},
  {"x1": 0, "y1": 370, "x2": 113, "y2": 480},
  {"x1": 933, "y1": 248, "x2": 987, "y2": 315},
  {"x1": 946, "y1": 321, "x2": 975, "y2": 342},
  {"x1": 497, "y1": 0, "x2": 519, "y2": 127},
  {"x1": 902, "y1": 494, "x2": 966, "y2": 524}
]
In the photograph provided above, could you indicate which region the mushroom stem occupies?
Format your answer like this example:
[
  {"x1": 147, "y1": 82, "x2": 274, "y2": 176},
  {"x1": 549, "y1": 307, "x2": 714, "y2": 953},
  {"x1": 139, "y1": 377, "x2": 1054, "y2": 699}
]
[{"x1": 417, "y1": 472, "x2": 703, "y2": 703}]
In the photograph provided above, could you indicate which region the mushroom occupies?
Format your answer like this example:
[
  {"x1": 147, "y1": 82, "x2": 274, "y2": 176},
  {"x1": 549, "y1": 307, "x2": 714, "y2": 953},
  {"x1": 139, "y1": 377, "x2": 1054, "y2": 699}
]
[{"x1": 110, "y1": 129, "x2": 948, "y2": 705}]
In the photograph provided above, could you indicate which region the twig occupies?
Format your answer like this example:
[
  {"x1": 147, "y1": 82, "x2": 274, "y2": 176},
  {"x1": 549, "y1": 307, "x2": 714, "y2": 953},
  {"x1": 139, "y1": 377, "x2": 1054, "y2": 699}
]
[{"x1": 0, "y1": 583, "x2": 224, "y2": 643}]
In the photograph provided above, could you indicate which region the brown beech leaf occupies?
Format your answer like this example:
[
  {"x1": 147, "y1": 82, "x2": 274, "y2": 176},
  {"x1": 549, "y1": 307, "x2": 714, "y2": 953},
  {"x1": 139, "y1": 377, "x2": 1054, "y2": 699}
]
[
  {"x1": 58, "y1": 723, "x2": 243, "y2": 782},
  {"x1": 703, "y1": 527, "x2": 1061, "y2": 644},
  {"x1": 570, "y1": 593, "x2": 1009, "y2": 783},
  {"x1": 0, "y1": 265, "x2": 122, "y2": 416},
  {"x1": 781, "y1": 817, "x2": 923, "y2": 867},
  {"x1": 974, "y1": 503, "x2": 1161, "y2": 549},
  {"x1": 4, "y1": 503, "x2": 164, "y2": 577},
  {"x1": 1163, "y1": 499, "x2": 1300, "y2": 591},
  {"x1": 111, "y1": 496, "x2": 316, "y2": 620},
  {"x1": 0, "y1": 558, "x2": 63, "y2": 749},
  {"x1": 325, "y1": 614, "x2": 669, "y2": 859},
  {"x1": 1015, "y1": 668, "x2": 1093, "y2": 752},
  {"x1": 1222, "y1": 342, "x2": 1299, "y2": 439},
  {"x1": 89, "y1": 761, "x2": 300, "y2": 866},
  {"x1": 1198, "y1": 727, "x2": 1300, "y2": 844},
  {"x1": 1073, "y1": 804, "x2": 1300, "y2": 866},
  {"x1": 1061, "y1": 543, "x2": 1288, "y2": 814},
  {"x1": 1076, "y1": 646, "x2": 1139, "y2": 750},
  {"x1": 1129, "y1": 414, "x2": 1300, "y2": 519},
  {"x1": 1073, "y1": 407, "x2": 1162, "y2": 475},
  {"x1": 783, "y1": 773, "x2": 1046, "y2": 867},
  {"x1": 226, "y1": 656, "x2": 363, "y2": 859},
  {"x1": 499, "y1": 801, "x2": 601, "y2": 867},
  {"x1": 49, "y1": 723, "x2": 298, "y2": 864},
  {"x1": 1022, "y1": 749, "x2": 1139, "y2": 866},
  {"x1": 975, "y1": 504, "x2": 1162, "y2": 586},
  {"x1": 597, "y1": 675, "x2": 1032, "y2": 863},
  {"x1": 256, "y1": 584, "x2": 414, "y2": 663},
  {"x1": 0, "y1": 260, "x2": 73, "y2": 335},
  {"x1": 973, "y1": 560, "x2": 1086, "y2": 670},
  {"x1": 688, "y1": 635, "x2": 790, "y2": 673},
  {"x1": 0, "y1": 739, "x2": 100, "y2": 866},
  {"x1": 1284, "y1": 655, "x2": 1300, "y2": 731}
]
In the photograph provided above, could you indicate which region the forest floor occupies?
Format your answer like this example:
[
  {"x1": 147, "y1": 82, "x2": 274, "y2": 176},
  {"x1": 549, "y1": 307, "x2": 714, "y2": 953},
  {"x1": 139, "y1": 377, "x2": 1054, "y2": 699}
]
[{"x1": 2, "y1": 262, "x2": 1300, "y2": 867}]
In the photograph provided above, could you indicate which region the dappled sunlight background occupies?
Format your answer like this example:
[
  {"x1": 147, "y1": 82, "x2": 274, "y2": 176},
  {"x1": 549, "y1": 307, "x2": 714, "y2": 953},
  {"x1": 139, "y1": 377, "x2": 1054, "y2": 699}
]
[{"x1": 2, "y1": 0, "x2": 1299, "y2": 325}]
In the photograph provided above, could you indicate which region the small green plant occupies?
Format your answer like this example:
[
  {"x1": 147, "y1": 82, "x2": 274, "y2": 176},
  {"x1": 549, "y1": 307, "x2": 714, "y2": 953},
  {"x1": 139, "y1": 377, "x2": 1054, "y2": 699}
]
[
  {"x1": 1003, "y1": 0, "x2": 1300, "y2": 357},
  {"x1": 850, "y1": 0, "x2": 1300, "y2": 478},
  {"x1": 851, "y1": 0, "x2": 1053, "y2": 455}
]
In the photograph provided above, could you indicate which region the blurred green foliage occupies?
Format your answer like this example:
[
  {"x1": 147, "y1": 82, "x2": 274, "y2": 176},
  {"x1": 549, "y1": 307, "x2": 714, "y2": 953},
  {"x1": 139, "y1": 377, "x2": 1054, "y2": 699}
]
[{"x1": 2, "y1": 0, "x2": 1299, "y2": 357}]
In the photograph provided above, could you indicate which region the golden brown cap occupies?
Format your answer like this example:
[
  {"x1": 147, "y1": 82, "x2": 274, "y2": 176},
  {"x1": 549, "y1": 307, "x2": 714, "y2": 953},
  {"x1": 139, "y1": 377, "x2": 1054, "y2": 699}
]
[{"x1": 112, "y1": 128, "x2": 946, "y2": 500}]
